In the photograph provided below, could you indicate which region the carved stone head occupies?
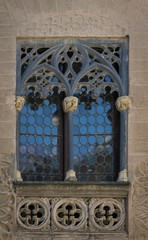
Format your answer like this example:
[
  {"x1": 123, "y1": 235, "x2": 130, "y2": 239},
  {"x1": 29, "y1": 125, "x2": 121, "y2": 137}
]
[
  {"x1": 62, "y1": 96, "x2": 78, "y2": 113},
  {"x1": 115, "y1": 96, "x2": 131, "y2": 112},
  {"x1": 15, "y1": 96, "x2": 25, "y2": 111}
]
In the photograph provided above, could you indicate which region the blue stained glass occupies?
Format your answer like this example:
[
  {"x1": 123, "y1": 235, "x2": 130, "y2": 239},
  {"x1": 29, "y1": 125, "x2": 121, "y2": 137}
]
[
  {"x1": 80, "y1": 126, "x2": 87, "y2": 134},
  {"x1": 52, "y1": 146, "x2": 57, "y2": 155},
  {"x1": 80, "y1": 146, "x2": 87, "y2": 154},
  {"x1": 74, "y1": 146, "x2": 79, "y2": 154},
  {"x1": 20, "y1": 135, "x2": 27, "y2": 144},
  {"x1": 97, "y1": 136, "x2": 104, "y2": 144},
  {"x1": 97, "y1": 105, "x2": 104, "y2": 114},
  {"x1": 74, "y1": 136, "x2": 79, "y2": 145},
  {"x1": 80, "y1": 105, "x2": 87, "y2": 114},
  {"x1": 88, "y1": 126, "x2": 96, "y2": 134},
  {"x1": 97, "y1": 97, "x2": 103, "y2": 104},
  {"x1": 89, "y1": 136, "x2": 96, "y2": 144},
  {"x1": 44, "y1": 117, "x2": 51, "y2": 126},
  {"x1": 44, "y1": 107, "x2": 50, "y2": 116},
  {"x1": 36, "y1": 116, "x2": 43, "y2": 125},
  {"x1": 20, "y1": 116, "x2": 27, "y2": 124},
  {"x1": 73, "y1": 126, "x2": 79, "y2": 134},
  {"x1": 52, "y1": 137, "x2": 58, "y2": 145},
  {"x1": 88, "y1": 116, "x2": 95, "y2": 124},
  {"x1": 20, "y1": 126, "x2": 27, "y2": 134},
  {"x1": 89, "y1": 105, "x2": 95, "y2": 114},
  {"x1": 105, "y1": 76, "x2": 111, "y2": 82},
  {"x1": 44, "y1": 100, "x2": 49, "y2": 106},
  {"x1": 44, "y1": 146, "x2": 51, "y2": 155},
  {"x1": 105, "y1": 105, "x2": 111, "y2": 112},
  {"x1": 36, "y1": 106, "x2": 43, "y2": 115},
  {"x1": 28, "y1": 136, "x2": 35, "y2": 144},
  {"x1": 36, "y1": 136, "x2": 43, "y2": 145},
  {"x1": 52, "y1": 127, "x2": 58, "y2": 135},
  {"x1": 28, "y1": 145, "x2": 35, "y2": 154},
  {"x1": 44, "y1": 136, "x2": 51, "y2": 145},
  {"x1": 36, "y1": 126, "x2": 43, "y2": 135},
  {"x1": 105, "y1": 126, "x2": 112, "y2": 134},
  {"x1": 28, "y1": 107, "x2": 34, "y2": 115},
  {"x1": 105, "y1": 116, "x2": 111, "y2": 124},
  {"x1": 28, "y1": 126, "x2": 35, "y2": 134},
  {"x1": 28, "y1": 116, "x2": 35, "y2": 124},
  {"x1": 21, "y1": 106, "x2": 27, "y2": 114},
  {"x1": 80, "y1": 136, "x2": 87, "y2": 145},
  {"x1": 97, "y1": 125, "x2": 104, "y2": 134},
  {"x1": 36, "y1": 146, "x2": 43, "y2": 154},
  {"x1": 97, "y1": 116, "x2": 104, "y2": 124},
  {"x1": 20, "y1": 145, "x2": 27, "y2": 154},
  {"x1": 80, "y1": 116, "x2": 87, "y2": 124},
  {"x1": 73, "y1": 116, "x2": 79, "y2": 125},
  {"x1": 44, "y1": 127, "x2": 51, "y2": 135}
]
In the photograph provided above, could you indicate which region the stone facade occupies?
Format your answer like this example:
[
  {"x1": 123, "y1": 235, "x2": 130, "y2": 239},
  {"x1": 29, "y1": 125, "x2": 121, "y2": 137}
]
[{"x1": 0, "y1": 0, "x2": 148, "y2": 239}]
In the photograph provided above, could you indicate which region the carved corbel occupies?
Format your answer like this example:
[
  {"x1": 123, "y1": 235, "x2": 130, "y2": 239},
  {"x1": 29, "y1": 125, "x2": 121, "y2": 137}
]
[
  {"x1": 15, "y1": 96, "x2": 25, "y2": 111},
  {"x1": 62, "y1": 96, "x2": 78, "y2": 113},
  {"x1": 118, "y1": 169, "x2": 128, "y2": 182},
  {"x1": 115, "y1": 96, "x2": 131, "y2": 112}
]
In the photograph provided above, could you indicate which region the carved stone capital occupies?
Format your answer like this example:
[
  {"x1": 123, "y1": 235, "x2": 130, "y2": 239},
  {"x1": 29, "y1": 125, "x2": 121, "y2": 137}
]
[
  {"x1": 62, "y1": 96, "x2": 78, "y2": 113},
  {"x1": 17, "y1": 170, "x2": 23, "y2": 182},
  {"x1": 115, "y1": 96, "x2": 131, "y2": 112},
  {"x1": 15, "y1": 96, "x2": 25, "y2": 111},
  {"x1": 118, "y1": 169, "x2": 128, "y2": 182},
  {"x1": 65, "y1": 170, "x2": 77, "y2": 181}
]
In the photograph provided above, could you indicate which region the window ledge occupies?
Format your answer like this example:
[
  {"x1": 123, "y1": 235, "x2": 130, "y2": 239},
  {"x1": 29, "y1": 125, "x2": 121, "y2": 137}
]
[{"x1": 13, "y1": 181, "x2": 130, "y2": 198}]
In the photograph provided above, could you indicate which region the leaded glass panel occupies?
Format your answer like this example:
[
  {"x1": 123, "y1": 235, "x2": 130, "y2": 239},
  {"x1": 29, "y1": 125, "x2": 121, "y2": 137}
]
[
  {"x1": 73, "y1": 88, "x2": 119, "y2": 182},
  {"x1": 19, "y1": 89, "x2": 64, "y2": 181}
]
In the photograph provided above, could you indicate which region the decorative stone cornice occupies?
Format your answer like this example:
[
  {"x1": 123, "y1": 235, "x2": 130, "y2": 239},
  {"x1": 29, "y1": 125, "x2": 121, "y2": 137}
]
[
  {"x1": 62, "y1": 96, "x2": 78, "y2": 113},
  {"x1": 115, "y1": 96, "x2": 131, "y2": 112},
  {"x1": 15, "y1": 96, "x2": 25, "y2": 111},
  {"x1": 118, "y1": 169, "x2": 128, "y2": 182}
]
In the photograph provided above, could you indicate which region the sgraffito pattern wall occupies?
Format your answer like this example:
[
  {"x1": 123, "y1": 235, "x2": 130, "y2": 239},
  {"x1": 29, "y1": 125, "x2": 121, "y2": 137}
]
[
  {"x1": 0, "y1": 155, "x2": 15, "y2": 240},
  {"x1": 0, "y1": 0, "x2": 148, "y2": 239}
]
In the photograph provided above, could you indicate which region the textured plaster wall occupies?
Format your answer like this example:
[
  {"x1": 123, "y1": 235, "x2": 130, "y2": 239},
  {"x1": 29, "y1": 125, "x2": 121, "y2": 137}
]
[{"x1": 0, "y1": 0, "x2": 148, "y2": 239}]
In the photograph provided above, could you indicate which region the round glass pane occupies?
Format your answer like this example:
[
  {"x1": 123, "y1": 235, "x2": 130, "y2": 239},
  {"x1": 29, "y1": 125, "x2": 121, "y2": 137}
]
[{"x1": 28, "y1": 136, "x2": 35, "y2": 144}]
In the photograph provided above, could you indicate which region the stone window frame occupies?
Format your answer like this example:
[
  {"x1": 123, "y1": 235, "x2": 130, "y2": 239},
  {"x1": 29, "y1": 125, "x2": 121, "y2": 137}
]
[{"x1": 15, "y1": 38, "x2": 129, "y2": 183}]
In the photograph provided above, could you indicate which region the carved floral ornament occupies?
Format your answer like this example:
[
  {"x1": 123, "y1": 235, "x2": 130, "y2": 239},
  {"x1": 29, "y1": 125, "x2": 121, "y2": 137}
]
[{"x1": 115, "y1": 96, "x2": 131, "y2": 112}]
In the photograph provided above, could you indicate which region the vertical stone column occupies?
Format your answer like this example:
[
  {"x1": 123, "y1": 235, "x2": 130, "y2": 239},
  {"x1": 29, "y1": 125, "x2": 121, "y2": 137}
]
[
  {"x1": 15, "y1": 96, "x2": 25, "y2": 181},
  {"x1": 115, "y1": 96, "x2": 131, "y2": 182},
  {"x1": 62, "y1": 96, "x2": 78, "y2": 181}
]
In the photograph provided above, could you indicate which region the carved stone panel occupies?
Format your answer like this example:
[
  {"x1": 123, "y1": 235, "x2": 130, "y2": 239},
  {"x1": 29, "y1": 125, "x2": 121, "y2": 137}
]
[
  {"x1": 51, "y1": 198, "x2": 87, "y2": 230},
  {"x1": 89, "y1": 198, "x2": 125, "y2": 231},
  {"x1": 17, "y1": 198, "x2": 50, "y2": 230}
]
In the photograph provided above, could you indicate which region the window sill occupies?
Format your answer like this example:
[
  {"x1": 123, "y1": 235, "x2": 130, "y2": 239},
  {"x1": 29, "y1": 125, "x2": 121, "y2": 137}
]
[{"x1": 13, "y1": 181, "x2": 130, "y2": 198}]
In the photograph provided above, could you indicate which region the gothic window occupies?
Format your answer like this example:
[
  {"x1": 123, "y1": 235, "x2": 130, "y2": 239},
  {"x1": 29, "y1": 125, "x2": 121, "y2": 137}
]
[{"x1": 16, "y1": 39, "x2": 128, "y2": 182}]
